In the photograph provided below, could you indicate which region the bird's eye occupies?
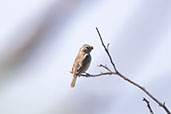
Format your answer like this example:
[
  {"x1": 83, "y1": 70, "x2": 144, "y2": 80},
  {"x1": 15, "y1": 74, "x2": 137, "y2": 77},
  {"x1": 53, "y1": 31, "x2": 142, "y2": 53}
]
[{"x1": 86, "y1": 47, "x2": 89, "y2": 50}]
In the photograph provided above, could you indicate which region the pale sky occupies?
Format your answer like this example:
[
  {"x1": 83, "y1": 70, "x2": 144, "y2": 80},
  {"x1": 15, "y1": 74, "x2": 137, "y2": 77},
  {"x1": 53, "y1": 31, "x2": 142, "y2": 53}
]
[{"x1": 0, "y1": 0, "x2": 171, "y2": 114}]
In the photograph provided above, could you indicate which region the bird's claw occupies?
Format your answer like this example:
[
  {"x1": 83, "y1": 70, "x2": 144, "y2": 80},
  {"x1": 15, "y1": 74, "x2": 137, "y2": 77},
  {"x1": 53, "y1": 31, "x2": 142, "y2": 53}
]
[{"x1": 85, "y1": 73, "x2": 90, "y2": 75}]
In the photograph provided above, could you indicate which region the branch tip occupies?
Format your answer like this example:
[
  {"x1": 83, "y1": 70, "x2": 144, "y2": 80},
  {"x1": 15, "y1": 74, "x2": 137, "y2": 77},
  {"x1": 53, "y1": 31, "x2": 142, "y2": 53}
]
[
  {"x1": 78, "y1": 27, "x2": 171, "y2": 114},
  {"x1": 143, "y1": 97, "x2": 154, "y2": 114}
]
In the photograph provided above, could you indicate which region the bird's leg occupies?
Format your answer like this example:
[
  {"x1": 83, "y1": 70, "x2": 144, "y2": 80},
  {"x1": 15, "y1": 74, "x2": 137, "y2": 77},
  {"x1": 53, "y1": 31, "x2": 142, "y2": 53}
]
[{"x1": 78, "y1": 72, "x2": 90, "y2": 77}]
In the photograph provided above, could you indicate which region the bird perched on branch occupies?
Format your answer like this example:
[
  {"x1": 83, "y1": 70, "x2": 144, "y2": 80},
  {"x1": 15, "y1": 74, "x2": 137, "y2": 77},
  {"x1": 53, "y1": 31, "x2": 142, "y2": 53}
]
[{"x1": 70, "y1": 44, "x2": 93, "y2": 87}]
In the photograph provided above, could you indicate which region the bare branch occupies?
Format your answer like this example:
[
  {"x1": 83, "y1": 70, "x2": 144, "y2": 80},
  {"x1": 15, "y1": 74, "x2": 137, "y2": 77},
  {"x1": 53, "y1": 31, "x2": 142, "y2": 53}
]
[
  {"x1": 94, "y1": 27, "x2": 171, "y2": 114},
  {"x1": 98, "y1": 64, "x2": 112, "y2": 72},
  {"x1": 80, "y1": 72, "x2": 116, "y2": 77},
  {"x1": 96, "y1": 27, "x2": 118, "y2": 73},
  {"x1": 143, "y1": 98, "x2": 154, "y2": 114},
  {"x1": 107, "y1": 43, "x2": 110, "y2": 50}
]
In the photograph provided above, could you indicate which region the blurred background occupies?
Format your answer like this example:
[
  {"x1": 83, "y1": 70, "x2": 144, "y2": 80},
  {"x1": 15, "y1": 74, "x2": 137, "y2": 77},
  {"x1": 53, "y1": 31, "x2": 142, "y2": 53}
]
[{"x1": 0, "y1": 0, "x2": 171, "y2": 114}]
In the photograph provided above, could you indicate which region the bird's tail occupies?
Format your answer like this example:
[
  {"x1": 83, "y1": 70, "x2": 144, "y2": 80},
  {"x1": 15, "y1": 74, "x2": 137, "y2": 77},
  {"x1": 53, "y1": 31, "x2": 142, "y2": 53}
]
[{"x1": 71, "y1": 76, "x2": 77, "y2": 88}]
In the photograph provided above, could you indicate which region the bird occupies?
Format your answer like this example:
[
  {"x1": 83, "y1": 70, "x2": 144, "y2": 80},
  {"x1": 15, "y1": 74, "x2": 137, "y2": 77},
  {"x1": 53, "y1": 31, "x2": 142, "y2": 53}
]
[{"x1": 70, "y1": 44, "x2": 93, "y2": 87}]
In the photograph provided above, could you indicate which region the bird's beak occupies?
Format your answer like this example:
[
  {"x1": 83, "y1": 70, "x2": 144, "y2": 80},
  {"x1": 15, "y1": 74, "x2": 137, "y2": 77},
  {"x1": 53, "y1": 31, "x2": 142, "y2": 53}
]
[{"x1": 91, "y1": 46, "x2": 93, "y2": 50}]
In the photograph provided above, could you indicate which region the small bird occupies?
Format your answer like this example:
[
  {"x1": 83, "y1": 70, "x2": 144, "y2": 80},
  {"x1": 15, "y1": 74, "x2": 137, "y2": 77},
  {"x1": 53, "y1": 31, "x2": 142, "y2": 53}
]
[{"x1": 70, "y1": 44, "x2": 93, "y2": 87}]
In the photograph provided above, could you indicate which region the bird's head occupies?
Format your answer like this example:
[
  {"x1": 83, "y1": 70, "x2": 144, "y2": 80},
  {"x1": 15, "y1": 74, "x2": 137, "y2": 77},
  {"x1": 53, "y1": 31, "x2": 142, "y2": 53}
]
[{"x1": 80, "y1": 44, "x2": 93, "y2": 53}]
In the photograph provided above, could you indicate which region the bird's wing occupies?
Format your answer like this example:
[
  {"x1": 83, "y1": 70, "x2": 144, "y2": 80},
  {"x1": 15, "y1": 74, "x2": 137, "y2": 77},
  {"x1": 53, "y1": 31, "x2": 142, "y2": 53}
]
[{"x1": 76, "y1": 54, "x2": 91, "y2": 75}]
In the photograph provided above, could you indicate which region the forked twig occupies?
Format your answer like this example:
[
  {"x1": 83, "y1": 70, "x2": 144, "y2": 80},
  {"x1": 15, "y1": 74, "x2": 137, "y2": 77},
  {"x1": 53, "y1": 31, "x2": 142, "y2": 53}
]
[
  {"x1": 80, "y1": 27, "x2": 170, "y2": 114},
  {"x1": 143, "y1": 98, "x2": 154, "y2": 114}
]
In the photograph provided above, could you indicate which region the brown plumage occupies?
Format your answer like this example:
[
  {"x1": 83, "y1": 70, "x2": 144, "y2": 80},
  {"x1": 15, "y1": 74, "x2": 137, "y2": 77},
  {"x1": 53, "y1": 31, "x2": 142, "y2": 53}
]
[{"x1": 70, "y1": 44, "x2": 93, "y2": 87}]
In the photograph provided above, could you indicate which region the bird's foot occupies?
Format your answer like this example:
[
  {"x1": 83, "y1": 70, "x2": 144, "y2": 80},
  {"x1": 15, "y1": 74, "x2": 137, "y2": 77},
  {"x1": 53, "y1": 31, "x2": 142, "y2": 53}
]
[{"x1": 85, "y1": 72, "x2": 90, "y2": 76}]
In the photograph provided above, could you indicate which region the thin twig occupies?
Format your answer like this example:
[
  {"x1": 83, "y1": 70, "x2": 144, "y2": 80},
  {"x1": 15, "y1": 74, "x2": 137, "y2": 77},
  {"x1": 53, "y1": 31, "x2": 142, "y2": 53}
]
[
  {"x1": 96, "y1": 27, "x2": 118, "y2": 73},
  {"x1": 78, "y1": 27, "x2": 170, "y2": 114},
  {"x1": 98, "y1": 64, "x2": 112, "y2": 72},
  {"x1": 83, "y1": 27, "x2": 170, "y2": 114},
  {"x1": 143, "y1": 98, "x2": 154, "y2": 114},
  {"x1": 95, "y1": 27, "x2": 171, "y2": 114},
  {"x1": 80, "y1": 72, "x2": 116, "y2": 77}
]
